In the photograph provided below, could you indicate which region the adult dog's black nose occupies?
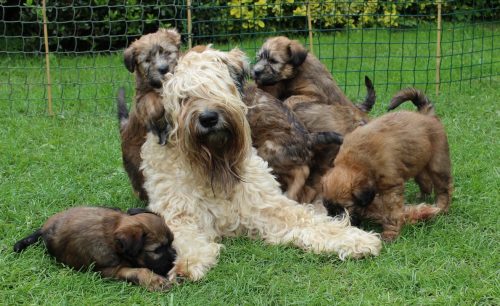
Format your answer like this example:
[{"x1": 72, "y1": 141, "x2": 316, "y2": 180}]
[
  {"x1": 158, "y1": 65, "x2": 169, "y2": 75},
  {"x1": 199, "y1": 111, "x2": 219, "y2": 128}
]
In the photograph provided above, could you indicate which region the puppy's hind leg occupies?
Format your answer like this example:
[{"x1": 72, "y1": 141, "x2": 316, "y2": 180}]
[
  {"x1": 101, "y1": 266, "x2": 172, "y2": 292},
  {"x1": 415, "y1": 170, "x2": 433, "y2": 201},
  {"x1": 427, "y1": 142, "x2": 453, "y2": 213}
]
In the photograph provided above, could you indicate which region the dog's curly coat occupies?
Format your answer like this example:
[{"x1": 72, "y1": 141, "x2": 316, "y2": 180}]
[{"x1": 140, "y1": 48, "x2": 382, "y2": 281}]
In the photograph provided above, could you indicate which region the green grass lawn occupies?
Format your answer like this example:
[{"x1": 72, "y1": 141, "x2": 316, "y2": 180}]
[{"x1": 1, "y1": 24, "x2": 499, "y2": 304}]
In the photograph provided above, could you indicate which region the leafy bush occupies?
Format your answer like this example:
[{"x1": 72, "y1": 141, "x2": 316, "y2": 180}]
[{"x1": 6, "y1": 0, "x2": 499, "y2": 51}]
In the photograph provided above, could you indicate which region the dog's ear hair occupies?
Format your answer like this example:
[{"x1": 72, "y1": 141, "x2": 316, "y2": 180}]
[
  {"x1": 114, "y1": 225, "x2": 145, "y2": 257},
  {"x1": 167, "y1": 28, "x2": 181, "y2": 48},
  {"x1": 287, "y1": 40, "x2": 308, "y2": 67},
  {"x1": 159, "y1": 28, "x2": 181, "y2": 49},
  {"x1": 353, "y1": 187, "x2": 376, "y2": 207},
  {"x1": 226, "y1": 48, "x2": 250, "y2": 96},
  {"x1": 123, "y1": 45, "x2": 136, "y2": 73}
]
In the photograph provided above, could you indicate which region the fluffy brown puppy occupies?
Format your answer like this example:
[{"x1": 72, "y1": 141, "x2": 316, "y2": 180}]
[
  {"x1": 252, "y1": 37, "x2": 376, "y2": 201},
  {"x1": 322, "y1": 88, "x2": 452, "y2": 241},
  {"x1": 252, "y1": 36, "x2": 375, "y2": 115},
  {"x1": 243, "y1": 83, "x2": 343, "y2": 202},
  {"x1": 14, "y1": 207, "x2": 176, "y2": 291},
  {"x1": 117, "y1": 28, "x2": 181, "y2": 201}
]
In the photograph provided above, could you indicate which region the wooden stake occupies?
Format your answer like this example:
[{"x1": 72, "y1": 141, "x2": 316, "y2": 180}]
[
  {"x1": 187, "y1": 0, "x2": 192, "y2": 49},
  {"x1": 42, "y1": 0, "x2": 53, "y2": 115},
  {"x1": 306, "y1": 1, "x2": 314, "y2": 54},
  {"x1": 436, "y1": 0, "x2": 442, "y2": 96}
]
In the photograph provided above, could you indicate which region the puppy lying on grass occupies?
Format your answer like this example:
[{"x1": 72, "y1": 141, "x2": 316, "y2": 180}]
[
  {"x1": 14, "y1": 207, "x2": 176, "y2": 291},
  {"x1": 322, "y1": 88, "x2": 452, "y2": 241}
]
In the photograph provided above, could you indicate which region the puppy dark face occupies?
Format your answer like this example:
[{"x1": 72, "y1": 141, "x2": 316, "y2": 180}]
[
  {"x1": 252, "y1": 36, "x2": 308, "y2": 86},
  {"x1": 114, "y1": 212, "x2": 176, "y2": 276},
  {"x1": 124, "y1": 28, "x2": 181, "y2": 89},
  {"x1": 322, "y1": 165, "x2": 376, "y2": 219}
]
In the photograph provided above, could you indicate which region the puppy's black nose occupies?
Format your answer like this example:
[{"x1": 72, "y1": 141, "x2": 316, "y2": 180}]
[
  {"x1": 199, "y1": 111, "x2": 219, "y2": 128},
  {"x1": 158, "y1": 65, "x2": 169, "y2": 75},
  {"x1": 252, "y1": 67, "x2": 262, "y2": 78}
]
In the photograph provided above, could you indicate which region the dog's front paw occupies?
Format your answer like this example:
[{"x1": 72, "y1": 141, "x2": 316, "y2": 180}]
[
  {"x1": 167, "y1": 260, "x2": 208, "y2": 282},
  {"x1": 339, "y1": 228, "x2": 382, "y2": 259}
]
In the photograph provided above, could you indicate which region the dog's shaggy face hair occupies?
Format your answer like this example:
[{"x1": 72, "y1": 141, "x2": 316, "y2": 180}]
[
  {"x1": 322, "y1": 88, "x2": 452, "y2": 241},
  {"x1": 163, "y1": 48, "x2": 251, "y2": 193},
  {"x1": 252, "y1": 36, "x2": 307, "y2": 86},
  {"x1": 124, "y1": 28, "x2": 181, "y2": 89},
  {"x1": 141, "y1": 47, "x2": 381, "y2": 282}
]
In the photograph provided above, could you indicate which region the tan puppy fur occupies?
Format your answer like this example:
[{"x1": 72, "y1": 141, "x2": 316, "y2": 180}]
[
  {"x1": 14, "y1": 207, "x2": 176, "y2": 291},
  {"x1": 322, "y1": 88, "x2": 452, "y2": 241},
  {"x1": 117, "y1": 28, "x2": 181, "y2": 201}
]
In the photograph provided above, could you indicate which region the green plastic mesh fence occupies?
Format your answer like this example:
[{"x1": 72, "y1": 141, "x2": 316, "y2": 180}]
[{"x1": 0, "y1": 0, "x2": 498, "y2": 116}]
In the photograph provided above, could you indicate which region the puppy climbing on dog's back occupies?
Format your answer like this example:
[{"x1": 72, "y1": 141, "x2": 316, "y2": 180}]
[
  {"x1": 322, "y1": 88, "x2": 452, "y2": 241},
  {"x1": 243, "y1": 83, "x2": 344, "y2": 202},
  {"x1": 118, "y1": 28, "x2": 181, "y2": 201},
  {"x1": 14, "y1": 207, "x2": 176, "y2": 291},
  {"x1": 252, "y1": 36, "x2": 377, "y2": 201}
]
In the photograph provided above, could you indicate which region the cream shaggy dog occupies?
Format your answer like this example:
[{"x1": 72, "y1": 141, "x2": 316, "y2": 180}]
[{"x1": 140, "y1": 48, "x2": 382, "y2": 281}]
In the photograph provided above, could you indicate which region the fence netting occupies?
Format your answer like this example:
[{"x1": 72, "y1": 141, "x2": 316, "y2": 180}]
[{"x1": 1, "y1": 0, "x2": 498, "y2": 116}]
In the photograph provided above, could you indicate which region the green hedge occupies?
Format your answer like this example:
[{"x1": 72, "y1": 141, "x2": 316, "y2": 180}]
[{"x1": 6, "y1": 0, "x2": 499, "y2": 52}]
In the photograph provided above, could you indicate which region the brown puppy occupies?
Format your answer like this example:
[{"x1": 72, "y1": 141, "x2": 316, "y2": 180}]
[
  {"x1": 252, "y1": 36, "x2": 376, "y2": 201},
  {"x1": 252, "y1": 36, "x2": 375, "y2": 117},
  {"x1": 14, "y1": 206, "x2": 176, "y2": 291},
  {"x1": 243, "y1": 83, "x2": 343, "y2": 202},
  {"x1": 118, "y1": 28, "x2": 181, "y2": 201},
  {"x1": 322, "y1": 88, "x2": 452, "y2": 241}
]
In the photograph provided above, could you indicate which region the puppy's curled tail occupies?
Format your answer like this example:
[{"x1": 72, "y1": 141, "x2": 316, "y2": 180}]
[
  {"x1": 116, "y1": 87, "x2": 129, "y2": 129},
  {"x1": 309, "y1": 131, "x2": 343, "y2": 147},
  {"x1": 388, "y1": 88, "x2": 435, "y2": 116},
  {"x1": 13, "y1": 229, "x2": 42, "y2": 253},
  {"x1": 358, "y1": 76, "x2": 376, "y2": 113}
]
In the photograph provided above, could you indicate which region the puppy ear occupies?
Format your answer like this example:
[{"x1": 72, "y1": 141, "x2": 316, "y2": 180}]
[
  {"x1": 114, "y1": 224, "x2": 145, "y2": 258},
  {"x1": 226, "y1": 48, "x2": 250, "y2": 96},
  {"x1": 287, "y1": 40, "x2": 308, "y2": 66},
  {"x1": 165, "y1": 28, "x2": 181, "y2": 48},
  {"x1": 353, "y1": 187, "x2": 376, "y2": 207},
  {"x1": 123, "y1": 45, "x2": 136, "y2": 73}
]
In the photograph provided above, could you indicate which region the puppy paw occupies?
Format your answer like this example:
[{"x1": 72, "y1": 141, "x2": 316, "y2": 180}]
[
  {"x1": 381, "y1": 231, "x2": 399, "y2": 242},
  {"x1": 146, "y1": 274, "x2": 173, "y2": 292}
]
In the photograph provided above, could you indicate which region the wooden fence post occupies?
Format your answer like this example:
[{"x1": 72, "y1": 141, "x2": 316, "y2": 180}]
[
  {"x1": 187, "y1": 0, "x2": 192, "y2": 49},
  {"x1": 436, "y1": 0, "x2": 442, "y2": 96},
  {"x1": 306, "y1": 1, "x2": 314, "y2": 55},
  {"x1": 42, "y1": 0, "x2": 53, "y2": 116}
]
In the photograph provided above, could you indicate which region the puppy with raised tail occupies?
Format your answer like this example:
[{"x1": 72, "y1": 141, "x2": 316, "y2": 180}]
[
  {"x1": 14, "y1": 207, "x2": 176, "y2": 291},
  {"x1": 322, "y1": 88, "x2": 452, "y2": 241}
]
